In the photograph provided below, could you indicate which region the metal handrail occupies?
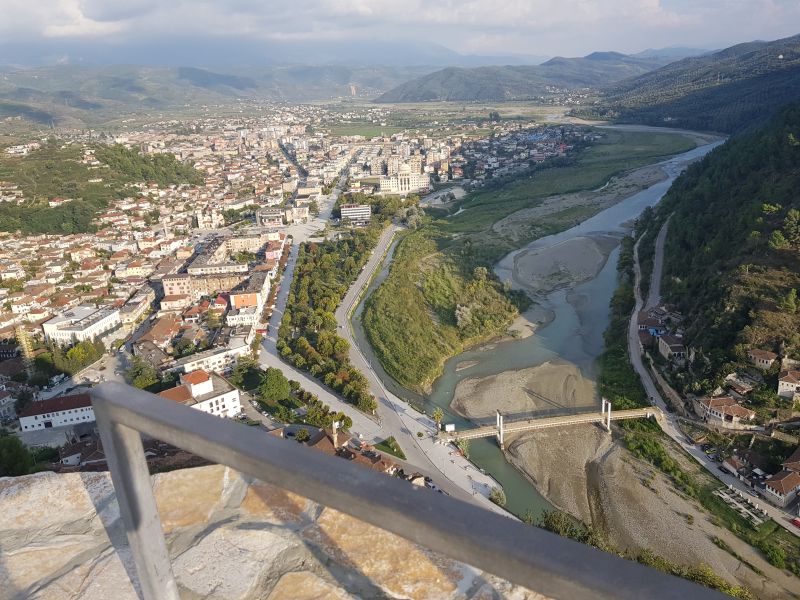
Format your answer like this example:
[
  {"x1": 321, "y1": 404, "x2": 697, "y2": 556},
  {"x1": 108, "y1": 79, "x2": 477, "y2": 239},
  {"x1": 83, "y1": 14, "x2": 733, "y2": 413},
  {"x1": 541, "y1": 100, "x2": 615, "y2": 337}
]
[{"x1": 90, "y1": 382, "x2": 728, "y2": 600}]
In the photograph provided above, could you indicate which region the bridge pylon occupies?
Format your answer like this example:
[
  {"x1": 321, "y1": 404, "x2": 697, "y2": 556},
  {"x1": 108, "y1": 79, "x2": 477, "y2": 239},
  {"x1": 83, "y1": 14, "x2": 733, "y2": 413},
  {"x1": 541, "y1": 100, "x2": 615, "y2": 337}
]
[
  {"x1": 601, "y1": 398, "x2": 612, "y2": 433},
  {"x1": 496, "y1": 410, "x2": 505, "y2": 449}
]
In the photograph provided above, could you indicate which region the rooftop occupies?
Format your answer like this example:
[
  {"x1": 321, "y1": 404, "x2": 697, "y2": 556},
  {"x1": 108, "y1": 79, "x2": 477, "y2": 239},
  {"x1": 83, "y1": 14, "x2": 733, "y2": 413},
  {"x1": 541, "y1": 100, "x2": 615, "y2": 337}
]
[{"x1": 18, "y1": 393, "x2": 92, "y2": 418}]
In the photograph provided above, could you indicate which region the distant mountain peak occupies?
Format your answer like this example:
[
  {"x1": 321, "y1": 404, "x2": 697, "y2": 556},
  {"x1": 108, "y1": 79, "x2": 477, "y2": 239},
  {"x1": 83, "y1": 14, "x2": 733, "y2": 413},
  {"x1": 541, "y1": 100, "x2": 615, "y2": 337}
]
[{"x1": 584, "y1": 51, "x2": 628, "y2": 61}]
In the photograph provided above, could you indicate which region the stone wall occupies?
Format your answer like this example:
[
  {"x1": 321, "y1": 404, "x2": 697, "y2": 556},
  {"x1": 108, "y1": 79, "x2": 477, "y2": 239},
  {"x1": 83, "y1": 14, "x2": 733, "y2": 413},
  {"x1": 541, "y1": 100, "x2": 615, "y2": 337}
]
[{"x1": 0, "y1": 465, "x2": 546, "y2": 600}]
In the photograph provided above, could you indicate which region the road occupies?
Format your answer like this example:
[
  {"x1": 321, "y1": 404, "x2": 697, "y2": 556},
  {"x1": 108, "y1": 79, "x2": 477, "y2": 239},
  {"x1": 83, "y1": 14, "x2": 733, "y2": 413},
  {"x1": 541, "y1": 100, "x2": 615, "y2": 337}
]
[
  {"x1": 645, "y1": 218, "x2": 669, "y2": 310},
  {"x1": 630, "y1": 225, "x2": 800, "y2": 537}
]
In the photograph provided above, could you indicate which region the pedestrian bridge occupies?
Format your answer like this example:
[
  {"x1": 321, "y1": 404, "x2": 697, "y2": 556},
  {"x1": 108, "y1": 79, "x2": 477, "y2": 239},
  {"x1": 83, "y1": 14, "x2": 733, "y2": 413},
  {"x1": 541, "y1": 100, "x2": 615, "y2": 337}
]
[{"x1": 439, "y1": 400, "x2": 661, "y2": 448}]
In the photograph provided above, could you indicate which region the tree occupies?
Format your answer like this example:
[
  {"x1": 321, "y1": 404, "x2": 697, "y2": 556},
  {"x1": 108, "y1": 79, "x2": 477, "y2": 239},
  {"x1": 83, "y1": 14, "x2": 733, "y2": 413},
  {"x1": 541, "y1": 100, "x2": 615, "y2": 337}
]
[
  {"x1": 14, "y1": 389, "x2": 33, "y2": 415},
  {"x1": 488, "y1": 111, "x2": 501, "y2": 122},
  {"x1": 259, "y1": 367, "x2": 290, "y2": 402},
  {"x1": 488, "y1": 487, "x2": 506, "y2": 507},
  {"x1": 456, "y1": 438, "x2": 470, "y2": 458},
  {"x1": 768, "y1": 230, "x2": 790, "y2": 250},
  {"x1": 432, "y1": 407, "x2": 444, "y2": 429},
  {"x1": 780, "y1": 289, "x2": 798, "y2": 314},
  {"x1": 126, "y1": 356, "x2": 159, "y2": 390},
  {"x1": 0, "y1": 435, "x2": 33, "y2": 476},
  {"x1": 295, "y1": 428, "x2": 311, "y2": 443},
  {"x1": 783, "y1": 208, "x2": 800, "y2": 247},
  {"x1": 173, "y1": 338, "x2": 195, "y2": 358}
]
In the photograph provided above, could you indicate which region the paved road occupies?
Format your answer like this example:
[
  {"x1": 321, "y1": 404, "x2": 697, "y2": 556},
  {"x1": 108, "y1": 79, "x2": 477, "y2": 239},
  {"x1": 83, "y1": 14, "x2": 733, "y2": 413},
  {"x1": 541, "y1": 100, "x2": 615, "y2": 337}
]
[
  {"x1": 644, "y1": 218, "x2": 669, "y2": 310},
  {"x1": 630, "y1": 230, "x2": 800, "y2": 537}
]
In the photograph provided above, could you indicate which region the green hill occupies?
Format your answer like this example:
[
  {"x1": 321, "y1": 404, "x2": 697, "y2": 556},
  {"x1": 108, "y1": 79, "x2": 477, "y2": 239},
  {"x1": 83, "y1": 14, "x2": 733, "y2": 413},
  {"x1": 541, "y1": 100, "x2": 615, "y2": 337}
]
[
  {"x1": 374, "y1": 53, "x2": 671, "y2": 103},
  {"x1": 652, "y1": 102, "x2": 800, "y2": 391},
  {"x1": 0, "y1": 142, "x2": 202, "y2": 234},
  {"x1": 581, "y1": 34, "x2": 800, "y2": 133}
]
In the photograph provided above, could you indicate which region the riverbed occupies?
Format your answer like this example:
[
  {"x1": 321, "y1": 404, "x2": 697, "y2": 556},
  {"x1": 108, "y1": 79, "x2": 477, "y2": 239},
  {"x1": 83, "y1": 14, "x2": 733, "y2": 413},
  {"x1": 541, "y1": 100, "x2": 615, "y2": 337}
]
[{"x1": 354, "y1": 136, "x2": 723, "y2": 517}]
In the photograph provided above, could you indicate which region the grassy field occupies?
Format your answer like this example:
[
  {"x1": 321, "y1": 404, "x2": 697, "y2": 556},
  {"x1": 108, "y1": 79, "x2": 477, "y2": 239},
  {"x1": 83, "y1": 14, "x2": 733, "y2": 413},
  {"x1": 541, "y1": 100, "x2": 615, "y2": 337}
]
[
  {"x1": 442, "y1": 129, "x2": 696, "y2": 238},
  {"x1": 374, "y1": 437, "x2": 407, "y2": 460},
  {"x1": 363, "y1": 127, "x2": 698, "y2": 391},
  {"x1": 325, "y1": 123, "x2": 407, "y2": 138}
]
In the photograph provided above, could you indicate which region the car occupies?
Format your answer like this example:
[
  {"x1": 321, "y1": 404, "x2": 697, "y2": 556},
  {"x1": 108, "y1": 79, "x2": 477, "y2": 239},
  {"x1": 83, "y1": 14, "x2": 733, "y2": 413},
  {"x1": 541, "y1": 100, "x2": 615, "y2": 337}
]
[{"x1": 791, "y1": 518, "x2": 800, "y2": 529}]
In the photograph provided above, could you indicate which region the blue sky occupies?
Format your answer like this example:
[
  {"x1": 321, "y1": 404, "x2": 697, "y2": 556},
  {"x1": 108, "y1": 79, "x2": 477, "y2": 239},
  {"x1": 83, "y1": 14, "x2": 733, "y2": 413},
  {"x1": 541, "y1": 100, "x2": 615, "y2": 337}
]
[{"x1": 1, "y1": 0, "x2": 798, "y2": 64}]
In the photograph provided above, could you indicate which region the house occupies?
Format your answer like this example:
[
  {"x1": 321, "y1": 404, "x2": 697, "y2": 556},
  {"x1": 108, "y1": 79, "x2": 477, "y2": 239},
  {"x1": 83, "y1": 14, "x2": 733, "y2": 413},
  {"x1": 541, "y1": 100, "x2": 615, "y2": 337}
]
[
  {"x1": 692, "y1": 395, "x2": 756, "y2": 430},
  {"x1": 18, "y1": 393, "x2": 95, "y2": 431},
  {"x1": 782, "y1": 446, "x2": 800, "y2": 473},
  {"x1": 637, "y1": 313, "x2": 666, "y2": 337},
  {"x1": 777, "y1": 370, "x2": 800, "y2": 399},
  {"x1": 658, "y1": 335, "x2": 687, "y2": 363},
  {"x1": 764, "y1": 469, "x2": 800, "y2": 508},
  {"x1": 0, "y1": 389, "x2": 16, "y2": 421},
  {"x1": 722, "y1": 455, "x2": 747, "y2": 476},
  {"x1": 747, "y1": 348, "x2": 777, "y2": 371},
  {"x1": 158, "y1": 370, "x2": 241, "y2": 418}
]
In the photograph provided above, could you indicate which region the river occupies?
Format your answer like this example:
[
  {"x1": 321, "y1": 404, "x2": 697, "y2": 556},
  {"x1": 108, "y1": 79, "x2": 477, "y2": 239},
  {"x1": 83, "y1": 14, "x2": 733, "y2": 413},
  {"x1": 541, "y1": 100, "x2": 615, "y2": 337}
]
[{"x1": 352, "y1": 137, "x2": 723, "y2": 517}]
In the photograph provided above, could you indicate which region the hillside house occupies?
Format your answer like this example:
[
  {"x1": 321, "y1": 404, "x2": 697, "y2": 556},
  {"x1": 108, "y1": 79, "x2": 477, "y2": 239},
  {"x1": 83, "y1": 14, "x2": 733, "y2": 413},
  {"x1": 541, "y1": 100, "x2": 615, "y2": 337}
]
[
  {"x1": 692, "y1": 395, "x2": 756, "y2": 430},
  {"x1": 777, "y1": 370, "x2": 800, "y2": 399},
  {"x1": 658, "y1": 335, "x2": 687, "y2": 364},
  {"x1": 747, "y1": 348, "x2": 777, "y2": 371},
  {"x1": 764, "y1": 470, "x2": 800, "y2": 508}
]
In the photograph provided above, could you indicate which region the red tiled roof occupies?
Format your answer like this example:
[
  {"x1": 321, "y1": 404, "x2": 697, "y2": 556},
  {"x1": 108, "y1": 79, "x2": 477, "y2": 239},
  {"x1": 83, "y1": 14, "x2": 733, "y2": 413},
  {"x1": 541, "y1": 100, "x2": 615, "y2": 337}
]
[
  {"x1": 779, "y1": 370, "x2": 800, "y2": 384},
  {"x1": 158, "y1": 385, "x2": 192, "y2": 404},
  {"x1": 183, "y1": 370, "x2": 210, "y2": 385},
  {"x1": 766, "y1": 470, "x2": 800, "y2": 495},
  {"x1": 18, "y1": 393, "x2": 92, "y2": 418}
]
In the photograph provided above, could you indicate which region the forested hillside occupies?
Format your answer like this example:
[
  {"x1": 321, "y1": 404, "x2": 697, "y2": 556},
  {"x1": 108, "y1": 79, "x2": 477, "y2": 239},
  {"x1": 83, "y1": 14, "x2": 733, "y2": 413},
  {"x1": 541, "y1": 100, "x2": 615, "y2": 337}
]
[
  {"x1": 579, "y1": 34, "x2": 800, "y2": 133},
  {"x1": 0, "y1": 142, "x2": 200, "y2": 234},
  {"x1": 656, "y1": 103, "x2": 800, "y2": 390}
]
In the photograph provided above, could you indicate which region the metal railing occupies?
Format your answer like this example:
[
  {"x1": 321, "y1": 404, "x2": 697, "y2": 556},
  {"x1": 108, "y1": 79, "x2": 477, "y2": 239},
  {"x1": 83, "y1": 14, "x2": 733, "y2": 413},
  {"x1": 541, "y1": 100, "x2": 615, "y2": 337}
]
[{"x1": 91, "y1": 382, "x2": 728, "y2": 600}]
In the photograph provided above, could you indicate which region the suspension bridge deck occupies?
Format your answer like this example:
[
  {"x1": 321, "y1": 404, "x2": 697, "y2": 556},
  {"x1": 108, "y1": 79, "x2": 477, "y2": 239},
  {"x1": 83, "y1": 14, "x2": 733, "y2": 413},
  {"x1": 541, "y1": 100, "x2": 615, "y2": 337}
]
[{"x1": 438, "y1": 406, "x2": 661, "y2": 443}]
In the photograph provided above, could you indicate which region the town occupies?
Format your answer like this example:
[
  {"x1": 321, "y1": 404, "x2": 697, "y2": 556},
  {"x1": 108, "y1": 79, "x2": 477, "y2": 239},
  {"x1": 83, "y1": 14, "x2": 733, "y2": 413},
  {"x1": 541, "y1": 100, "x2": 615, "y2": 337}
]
[{"x1": 0, "y1": 108, "x2": 587, "y2": 502}]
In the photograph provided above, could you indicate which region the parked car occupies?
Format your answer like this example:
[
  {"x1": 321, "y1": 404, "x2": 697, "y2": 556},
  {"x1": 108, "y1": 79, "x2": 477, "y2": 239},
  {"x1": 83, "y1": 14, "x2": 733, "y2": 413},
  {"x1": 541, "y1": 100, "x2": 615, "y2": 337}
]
[{"x1": 791, "y1": 518, "x2": 800, "y2": 529}]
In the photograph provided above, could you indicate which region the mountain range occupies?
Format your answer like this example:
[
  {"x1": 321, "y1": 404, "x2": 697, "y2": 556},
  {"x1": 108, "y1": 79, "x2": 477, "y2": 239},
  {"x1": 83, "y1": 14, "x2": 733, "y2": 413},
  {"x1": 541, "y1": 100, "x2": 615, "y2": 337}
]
[
  {"x1": 373, "y1": 51, "x2": 688, "y2": 103},
  {"x1": 0, "y1": 64, "x2": 437, "y2": 126}
]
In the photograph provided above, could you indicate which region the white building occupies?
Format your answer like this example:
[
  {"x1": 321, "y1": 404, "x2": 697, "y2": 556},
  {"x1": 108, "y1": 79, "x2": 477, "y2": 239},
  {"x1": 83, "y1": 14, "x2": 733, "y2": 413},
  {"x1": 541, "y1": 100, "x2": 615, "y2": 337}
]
[
  {"x1": 18, "y1": 393, "x2": 95, "y2": 431},
  {"x1": 379, "y1": 165, "x2": 430, "y2": 195},
  {"x1": 42, "y1": 306, "x2": 121, "y2": 345},
  {"x1": 158, "y1": 370, "x2": 241, "y2": 418},
  {"x1": 764, "y1": 470, "x2": 800, "y2": 508},
  {"x1": 778, "y1": 370, "x2": 800, "y2": 398},
  {"x1": 170, "y1": 341, "x2": 250, "y2": 375},
  {"x1": 692, "y1": 395, "x2": 756, "y2": 431},
  {"x1": 340, "y1": 204, "x2": 371, "y2": 226}
]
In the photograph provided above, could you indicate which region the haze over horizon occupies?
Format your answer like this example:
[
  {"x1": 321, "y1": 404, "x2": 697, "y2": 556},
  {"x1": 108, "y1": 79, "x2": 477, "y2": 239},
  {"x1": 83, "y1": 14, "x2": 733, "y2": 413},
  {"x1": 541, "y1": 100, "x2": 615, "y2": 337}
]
[{"x1": 1, "y1": 0, "x2": 799, "y2": 67}]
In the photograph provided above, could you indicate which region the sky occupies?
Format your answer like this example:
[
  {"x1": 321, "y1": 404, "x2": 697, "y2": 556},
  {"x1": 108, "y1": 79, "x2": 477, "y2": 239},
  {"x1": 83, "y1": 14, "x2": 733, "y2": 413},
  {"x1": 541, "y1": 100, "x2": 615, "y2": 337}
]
[{"x1": 1, "y1": 0, "x2": 799, "y2": 65}]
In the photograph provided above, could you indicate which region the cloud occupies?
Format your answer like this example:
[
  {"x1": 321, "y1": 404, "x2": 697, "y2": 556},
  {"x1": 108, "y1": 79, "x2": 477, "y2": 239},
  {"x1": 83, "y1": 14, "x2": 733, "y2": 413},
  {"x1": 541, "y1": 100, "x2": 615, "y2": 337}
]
[{"x1": 1, "y1": 0, "x2": 799, "y2": 61}]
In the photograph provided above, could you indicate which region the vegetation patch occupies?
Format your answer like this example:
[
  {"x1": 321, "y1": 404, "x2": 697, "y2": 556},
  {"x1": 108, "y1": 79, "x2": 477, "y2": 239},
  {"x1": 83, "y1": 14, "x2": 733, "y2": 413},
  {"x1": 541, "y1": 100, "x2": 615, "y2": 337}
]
[
  {"x1": 363, "y1": 129, "x2": 696, "y2": 391},
  {"x1": 374, "y1": 437, "x2": 406, "y2": 460}
]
